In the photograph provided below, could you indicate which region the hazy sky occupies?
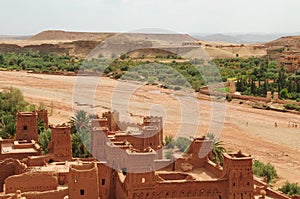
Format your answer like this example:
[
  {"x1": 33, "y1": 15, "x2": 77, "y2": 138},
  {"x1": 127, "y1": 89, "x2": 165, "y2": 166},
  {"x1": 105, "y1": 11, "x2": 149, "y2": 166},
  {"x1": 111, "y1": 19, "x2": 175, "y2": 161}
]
[{"x1": 1, "y1": 0, "x2": 299, "y2": 35}]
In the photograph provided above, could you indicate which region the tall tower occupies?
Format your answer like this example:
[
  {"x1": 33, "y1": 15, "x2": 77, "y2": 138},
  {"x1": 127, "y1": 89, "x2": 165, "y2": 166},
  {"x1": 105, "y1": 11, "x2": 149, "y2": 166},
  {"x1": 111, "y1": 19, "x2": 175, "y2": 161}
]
[
  {"x1": 37, "y1": 109, "x2": 49, "y2": 127},
  {"x1": 16, "y1": 111, "x2": 38, "y2": 142},
  {"x1": 224, "y1": 151, "x2": 254, "y2": 199},
  {"x1": 48, "y1": 124, "x2": 72, "y2": 161}
]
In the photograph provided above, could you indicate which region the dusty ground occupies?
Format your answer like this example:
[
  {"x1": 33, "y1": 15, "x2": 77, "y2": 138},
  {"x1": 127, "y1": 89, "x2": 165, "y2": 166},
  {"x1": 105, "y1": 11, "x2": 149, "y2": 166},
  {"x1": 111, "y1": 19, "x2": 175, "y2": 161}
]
[{"x1": 0, "y1": 71, "x2": 299, "y2": 189}]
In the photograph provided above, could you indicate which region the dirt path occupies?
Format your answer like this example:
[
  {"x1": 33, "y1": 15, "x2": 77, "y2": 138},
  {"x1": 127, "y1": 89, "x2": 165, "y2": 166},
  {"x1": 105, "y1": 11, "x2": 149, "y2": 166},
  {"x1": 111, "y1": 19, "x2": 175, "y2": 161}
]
[{"x1": 0, "y1": 71, "x2": 299, "y2": 188}]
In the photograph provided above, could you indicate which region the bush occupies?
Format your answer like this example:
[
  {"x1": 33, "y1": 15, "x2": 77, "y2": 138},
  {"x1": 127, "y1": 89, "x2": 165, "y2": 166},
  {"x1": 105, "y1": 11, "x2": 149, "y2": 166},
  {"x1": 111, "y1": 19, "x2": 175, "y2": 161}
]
[
  {"x1": 226, "y1": 94, "x2": 232, "y2": 102},
  {"x1": 279, "y1": 181, "x2": 300, "y2": 196},
  {"x1": 284, "y1": 103, "x2": 300, "y2": 111},
  {"x1": 175, "y1": 137, "x2": 191, "y2": 153},
  {"x1": 252, "y1": 160, "x2": 278, "y2": 183},
  {"x1": 164, "y1": 135, "x2": 175, "y2": 149},
  {"x1": 165, "y1": 150, "x2": 173, "y2": 159}
]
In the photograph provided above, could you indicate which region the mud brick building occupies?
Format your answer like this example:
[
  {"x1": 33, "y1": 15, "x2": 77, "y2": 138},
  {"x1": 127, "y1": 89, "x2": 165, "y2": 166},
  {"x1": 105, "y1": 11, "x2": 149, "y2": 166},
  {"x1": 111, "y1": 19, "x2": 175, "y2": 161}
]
[{"x1": 0, "y1": 110, "x2": 294, "y2": 199}]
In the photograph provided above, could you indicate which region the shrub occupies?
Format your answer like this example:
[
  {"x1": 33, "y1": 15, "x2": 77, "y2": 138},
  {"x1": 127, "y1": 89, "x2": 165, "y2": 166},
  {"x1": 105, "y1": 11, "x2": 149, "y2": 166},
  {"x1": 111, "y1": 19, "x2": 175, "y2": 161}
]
[
  {"x1": 165, "y1": 150, "x2": 173, "y2": 159},
  {"x1": 284, "y1": 103, "x2": 300, "y2": 111},
  {"x1": 175, "y1": 137, "x2": 191, "y2": 153},
  {"x1": 226, "y1": 94, "x2": 232, "y2": 102},
  {"x1": 279, "y1": 181, "x2": 300, "y2": 196},
  {"x1": 164, "y1": 135, "x2": 175, "y2": 149},
  {"x1": 252, "y1": 160, "x2": 278, "y2": 183}
]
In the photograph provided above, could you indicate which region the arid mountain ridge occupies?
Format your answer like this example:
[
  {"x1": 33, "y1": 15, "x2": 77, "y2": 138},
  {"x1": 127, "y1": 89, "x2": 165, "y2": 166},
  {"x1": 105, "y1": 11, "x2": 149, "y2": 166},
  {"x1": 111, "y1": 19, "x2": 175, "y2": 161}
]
[{"x1": 0, "y1": 30, "x2": 299, "y2": 59}]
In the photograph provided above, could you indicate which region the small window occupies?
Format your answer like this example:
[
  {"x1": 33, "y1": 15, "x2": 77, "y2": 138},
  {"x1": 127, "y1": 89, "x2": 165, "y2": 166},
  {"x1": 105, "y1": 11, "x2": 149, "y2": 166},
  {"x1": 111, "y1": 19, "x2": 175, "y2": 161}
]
[
  {"x1": 101, "y1": 179, "x2": 105, "y2": 185},
  {"x1": 23, "y1": 126, "x2": 28, "y2": 130},
  {"x1": 80, "y1": 189, "x2": 85, "y2": 196}
]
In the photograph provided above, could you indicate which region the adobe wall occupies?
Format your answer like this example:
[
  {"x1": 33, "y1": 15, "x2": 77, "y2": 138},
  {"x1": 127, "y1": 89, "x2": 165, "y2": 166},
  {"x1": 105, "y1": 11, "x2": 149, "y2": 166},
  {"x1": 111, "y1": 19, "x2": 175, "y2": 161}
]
[
  {"x1": 25, "y1": 154, "x2": 55, "y2": 167},
  {"x1": 173, "y1": 138, "x2": 213, "y2": 171},
  {"x1": 97, "y1": 162, "x2": 116, "y2": 199},
  {"x1": 4, "y1": 172, "x2": 58, "y2": 194},
  {"x1": 0, "y1": 159, "x2": 17, "y2": 192},
  {"x1": 102, "y1": 111, "x2": 120, "y2": 131},
  {"x1": 154, "y1": 159, "x2": 173, "y2": 171},
  {"x1": 204, "y1": 160, "x2": 223, "y2": 178},
  {"x1": 116, "y1": 122, "x2": 141, "y2": 132},
  {"x1": 90, "y1": 128, "x2": 109, "y2": 160},
  {"x1": 232, "y1": 94, "x2": 271, "y2": 103},
  {"x1": 223, "y1": 153, "x2": 254, "y2": 199},
  {"x1": 0, "y1": 152, "x2": 41, "y2": 161},
  {"x1": 48, "y1": 124, "x2": 72, "y2": 161},
  {"x1": 68, "y1": 163, "x2": 99, "y2": 199},
  {"x1": 0, "y1": 188, "x2": 69, "y2": 199},
  {"x1": 114, "y1": 128, "x2": 162, "y2": 152},
  {"x1": 124, "y1": 180, "x2": 229, "y2": 199},
  {"x1": 16, "y1": 111, "x2": 38, "y2": 142}
]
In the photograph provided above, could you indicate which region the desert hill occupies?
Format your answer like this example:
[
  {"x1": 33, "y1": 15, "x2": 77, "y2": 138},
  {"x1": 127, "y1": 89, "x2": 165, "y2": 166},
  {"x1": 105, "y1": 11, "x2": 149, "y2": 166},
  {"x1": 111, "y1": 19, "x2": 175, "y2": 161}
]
[
  {"x1": 0, "y1": 30, "x2": 273, "y2": 59},
  {"x1": 28, "y1": 30, "x2": 115, "y2": 41},
  {"x1": 265, "y1": 35, "x2": 300, "y2": 49}
]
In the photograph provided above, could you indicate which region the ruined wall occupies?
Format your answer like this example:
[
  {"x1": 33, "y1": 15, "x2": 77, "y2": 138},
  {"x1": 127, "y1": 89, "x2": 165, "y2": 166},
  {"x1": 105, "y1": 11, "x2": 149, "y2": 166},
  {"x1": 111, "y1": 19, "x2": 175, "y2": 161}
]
[
  {"x1": 102, "y1": 111, "x2": 120, "y2": 131},
  {"x1": 4, "y1": 172, "x2": 58, "y2": 194},
  {"x1": 0, "y1": 159, "x2": 17, "y2": 192}
]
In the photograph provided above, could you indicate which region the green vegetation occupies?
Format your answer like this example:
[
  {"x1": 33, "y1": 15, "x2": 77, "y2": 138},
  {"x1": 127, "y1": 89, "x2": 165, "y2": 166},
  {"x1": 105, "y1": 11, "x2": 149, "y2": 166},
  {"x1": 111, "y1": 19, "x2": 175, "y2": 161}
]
[
  {"x1": 165, "y1": 150, "x2": 173, "y2": 159},
  {"x1": 164, "y1": 135, "x2": 175, "y2": 149},
  {"x1": 215, "y1": 57, "x2": 300, "y2": 100},
  {"x1": 279, "y1": 181, "x2": 300, "y2": 196},
  {"x1": 284, "y1": 103, "x2": 300, "y2": 111},
  {"x1": 38, "y1": 129, "x2": 52, "y2": 154},
  {"x1": 69, "y1": 110, "x2": 91, "y2": 158},
  {"x1": 206, "y1": 133, "x2": 226, "y2": 165},
  {"x1": 252, "y1": 160, "x2": 278, "y2": 183},
  {"x1": 2, "y1": 51, "x2": 299, "y2": 101},
  {"x1": 215, "y1": 87, "x2": 230, "y2": 93},
  {"x1": 175, "y1": 137, "x2": 191, "y2": 153},
  {"x1": 0, "y1": 51, "x2": 81, "y2": 72},
  {"x1": 0, "y1": 87, "x2": 36, "y2": 139}
]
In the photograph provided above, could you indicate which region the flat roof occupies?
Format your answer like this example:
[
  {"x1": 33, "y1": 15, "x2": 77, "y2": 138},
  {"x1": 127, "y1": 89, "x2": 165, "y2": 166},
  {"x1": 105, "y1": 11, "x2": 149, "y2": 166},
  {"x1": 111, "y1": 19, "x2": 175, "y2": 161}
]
[
  {"x1": 29, "y1": 161, "x2": 85, "y2": 173},
  {"x1": 156, "y1": 168, "x2": 219, "y2": 181},
  {"x1": 1, "y1": 143, "x2": 38, "y2": 154}
]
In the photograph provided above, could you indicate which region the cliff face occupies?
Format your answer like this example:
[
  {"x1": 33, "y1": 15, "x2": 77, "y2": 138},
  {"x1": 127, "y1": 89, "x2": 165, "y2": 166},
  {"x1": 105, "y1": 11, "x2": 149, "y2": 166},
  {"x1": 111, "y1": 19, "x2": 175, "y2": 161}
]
[
  {"x1": 0, "y1": 40, "x2": 103, "y2": 57},
  {"x1": 0, "y1": 31, "x2": 116, "y2": 57},
  {"x1": 0, "y1": 30, "x2": 274, "y2": 59}
]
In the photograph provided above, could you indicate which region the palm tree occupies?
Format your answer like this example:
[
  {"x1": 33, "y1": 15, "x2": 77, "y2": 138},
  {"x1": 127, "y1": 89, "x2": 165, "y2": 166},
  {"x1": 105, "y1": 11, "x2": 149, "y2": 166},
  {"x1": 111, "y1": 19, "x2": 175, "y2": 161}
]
[
  {"x1": 206, "y1": 133, "x2": 227, "y2": 165},
  {"x1": 0, "y1": 114, "x2": 16, "y2": 139},
  {"x1": 69, "y1": 110, "x2": 90, "y2": 133},
  {"x1": 69, "y1": 110, "x2": 91, "y2": 158}
]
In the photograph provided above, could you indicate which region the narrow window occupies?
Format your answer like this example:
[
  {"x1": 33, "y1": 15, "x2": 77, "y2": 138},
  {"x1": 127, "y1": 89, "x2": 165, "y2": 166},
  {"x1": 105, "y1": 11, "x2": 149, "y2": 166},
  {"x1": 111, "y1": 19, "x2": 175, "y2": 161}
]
[
  {"x1": 23, "y1": 126, "x2": 28, "y2": 130},
  {"x1": 101, "y1": 179, "x2": 105, "y2": 185},
  {"x1": 80, "y1": 189, "x2": 85, "y2": 195}
]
